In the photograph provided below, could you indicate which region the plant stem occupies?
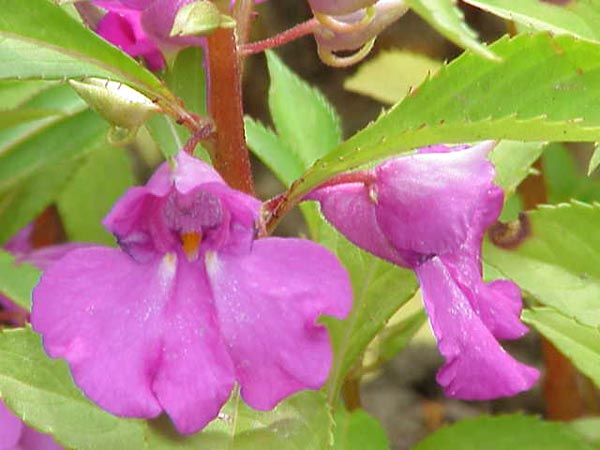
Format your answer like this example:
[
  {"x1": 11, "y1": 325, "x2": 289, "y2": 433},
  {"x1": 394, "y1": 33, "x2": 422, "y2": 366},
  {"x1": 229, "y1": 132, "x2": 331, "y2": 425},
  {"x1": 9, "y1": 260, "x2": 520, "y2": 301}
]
[
  {"x1": 239, "y1": 18, "x2": 319, "y2": 57},
  {"x1": 205, "y1": 28, "x2": 255, "y2": 194},
  {"x1": 264, "y1": 170, "x2": 374, "y2": 234},
  {"x1": 31, "y1": 205, "x2": 66, "y2": 248},
  {"x1": 234, "y1": 0, "x2": 255, "y2": 47},
  {"x1": 341, "y1": 377, "x2": 362, "y2": 411}
]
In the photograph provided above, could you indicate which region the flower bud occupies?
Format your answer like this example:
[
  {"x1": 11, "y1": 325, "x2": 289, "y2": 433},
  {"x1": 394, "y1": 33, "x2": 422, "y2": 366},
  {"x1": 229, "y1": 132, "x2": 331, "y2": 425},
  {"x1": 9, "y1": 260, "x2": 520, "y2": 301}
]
[
  {"x1": 314, "y1": 0, "x2": 408, "y2": 67},
  {"x1": 170, "y1": 0, "x2": 235, "y2": 37},
  {"x1": 68, "y1": 78, "x2": 160, "y2": 132}
]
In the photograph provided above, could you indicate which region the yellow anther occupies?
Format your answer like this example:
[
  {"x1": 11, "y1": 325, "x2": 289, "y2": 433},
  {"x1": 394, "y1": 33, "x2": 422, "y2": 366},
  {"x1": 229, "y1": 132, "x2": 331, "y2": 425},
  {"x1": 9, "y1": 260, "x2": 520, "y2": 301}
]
[{"x1": 181, "y1": 232, "x2": 202, "y2": 261}]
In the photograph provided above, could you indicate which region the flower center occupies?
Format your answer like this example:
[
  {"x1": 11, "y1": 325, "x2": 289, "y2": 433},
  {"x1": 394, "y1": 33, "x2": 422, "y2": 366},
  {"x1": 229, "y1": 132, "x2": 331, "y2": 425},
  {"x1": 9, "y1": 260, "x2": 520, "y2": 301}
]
[
  {"x1": 181, "y1": 231, "x2": 202, "y2": 261},
  {"x1": 162, "y1": 190, "x2": 223, "y2": 260}
]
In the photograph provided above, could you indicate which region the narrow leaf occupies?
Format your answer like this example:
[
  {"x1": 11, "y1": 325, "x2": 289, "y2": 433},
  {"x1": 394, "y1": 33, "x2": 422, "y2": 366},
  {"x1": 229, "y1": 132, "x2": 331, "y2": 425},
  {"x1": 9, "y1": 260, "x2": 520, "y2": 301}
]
[
  {"x1": 0, "y1": 109, "x2": 108, "y2": 193},
  {"x1": 0, "y1": 108, "x2": 62, "y2": 131},
  {"x1": 463, "y1": 0, "x2": 600, "y2": 43},
  {"x1": 57, "y1": 146, "x2": 135, "y2": 245},
  {"x1": 405, "y1": 0, "x2": 496, "y2": 59},
  {"x1": 0, "y1": 158, "x2": 84, "y2": 243},
  {"x1": 0, "y1": 0, "x2": 169, "y2": 99},
  {"x1": 283, "y1": 34, "x2": 600, "y2": 202},
  {"x1": 245, "y1": 117, "x2": 304, "y2": 186},
  {"x1": 266, "y1": 51, "x2": 342, "y2": 166}
]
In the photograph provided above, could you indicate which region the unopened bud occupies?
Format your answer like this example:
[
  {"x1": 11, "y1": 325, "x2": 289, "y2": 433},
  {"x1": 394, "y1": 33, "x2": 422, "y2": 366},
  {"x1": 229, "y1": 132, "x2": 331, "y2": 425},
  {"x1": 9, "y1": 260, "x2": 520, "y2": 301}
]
[
  {"x1": 170, "y1": 1, "x2": 235, "y2": 38},
  {"x1": 68, "y1": 78, "x2": 160, "y2": 132}
]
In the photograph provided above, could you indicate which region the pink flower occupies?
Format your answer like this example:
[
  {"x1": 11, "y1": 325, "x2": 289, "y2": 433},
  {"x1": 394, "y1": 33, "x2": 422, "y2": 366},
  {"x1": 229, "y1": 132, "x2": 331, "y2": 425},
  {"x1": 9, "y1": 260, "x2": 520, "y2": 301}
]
[
  {"x1": 91, "y1": 0, "x2": 204, "y2": 71},
  {"x1": 308, "y1": 142, "x2": 539, "y2": 400},
  {"x1": 31, "y1": 152, "x2": 352, "y2": 434},
  {"x1": 0, "y1": 400, "x2": 62, "y2": 450}
]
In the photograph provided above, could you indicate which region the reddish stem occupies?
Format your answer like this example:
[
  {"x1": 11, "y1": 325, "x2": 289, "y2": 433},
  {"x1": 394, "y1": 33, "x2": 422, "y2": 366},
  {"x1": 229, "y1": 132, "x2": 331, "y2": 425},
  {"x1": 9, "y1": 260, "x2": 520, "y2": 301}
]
[
  {"x1": 205, "y1": 28, "x2": 255, "y2": 195},
  {"x1": 239, "y1": 18, "x2": 320, "y2": 57},
  {"x1": 341, "y1": 377, "x2": 362, "y2": 411},
  {"x1": 264, "y1": 170, "x2": 374, "y2": 235},
  {"x1": 31, "y1": 205, "x2": 66, "y2": 248}
]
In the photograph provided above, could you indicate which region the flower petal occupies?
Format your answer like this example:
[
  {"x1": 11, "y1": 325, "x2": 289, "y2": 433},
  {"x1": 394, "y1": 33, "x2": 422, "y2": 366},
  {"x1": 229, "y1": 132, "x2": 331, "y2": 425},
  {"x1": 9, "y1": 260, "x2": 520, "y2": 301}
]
[
  {"x1": 416, "y1": 257, "x2": 539, "y2": 400},
  {"x1": 146, "y1": 151, "x2": 224, "y2": 196},
  {"x1": 375, "y1": 142, "x2": 497, "y2": 256},
  {"x1": 206, "y1": 238, "x2": 352, "y2": 410},
  {"x1": 0, "y1": 401, "x2": 22, "y2": 449},
  {"x1": 307, "y1": 180, "x2": 411, "y2": 266},
  {"x1": 102, "y1": 187, "x2": 174, "y2": 260},
  {"x1": 32, "y1": 247, "x2": 168, "y2": 419},
  {"x1": 151, "y1": 258, "x2": 235, "y2": 434}
]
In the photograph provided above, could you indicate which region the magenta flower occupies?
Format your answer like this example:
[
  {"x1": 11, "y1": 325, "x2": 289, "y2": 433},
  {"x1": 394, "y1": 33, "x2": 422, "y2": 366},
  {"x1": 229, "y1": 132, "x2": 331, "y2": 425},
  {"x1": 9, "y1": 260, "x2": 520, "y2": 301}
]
[
  {"x1": 91, "y1": 0, "x2": 204, "y2": 71},
  {"x1": 308, "y1": 142, "x2": 539, "y2": 400},
  {"x1": 31, "y1": 152, "x2": 351, "y2": 434},
  {"x1": 0, "y1": 400, "x2": 62, "y2": 450}
]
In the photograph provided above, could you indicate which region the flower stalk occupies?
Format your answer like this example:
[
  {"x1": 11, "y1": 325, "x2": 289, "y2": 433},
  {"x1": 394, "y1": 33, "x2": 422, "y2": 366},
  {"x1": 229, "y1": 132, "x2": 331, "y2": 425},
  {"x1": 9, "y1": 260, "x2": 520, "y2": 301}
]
[{"x1": 205, "y1": 27, "x2": 255, "y2": 194}]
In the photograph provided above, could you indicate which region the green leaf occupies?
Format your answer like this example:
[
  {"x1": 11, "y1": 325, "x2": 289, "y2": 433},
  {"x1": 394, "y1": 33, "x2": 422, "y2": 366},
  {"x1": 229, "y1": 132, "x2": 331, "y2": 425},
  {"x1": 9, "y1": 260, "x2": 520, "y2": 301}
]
[
  {"x1": 0, "y1": 328, "x2": 148, "y2": 450},
  {"x1": 57, "y1": 146, "x2": 135, "y2": 245},
  {"x1": 490, "y1": 141, "x2": 544, "y2": 195},
  {"x1": 332, "y1": 409, "x2": 389, "y2": 450},
  {"x1": 318, "y1": 222, "x2": 418, "y2": 403},
  {"x1": 0, "y1": 108, "x2": 62, "y2": 131},
  {"x1": 343, "y1": 50, "x2": 442, "y2": 105},
  {"x1": 0, "y1": 327, "x2": 333, "y2": 450},
  {"x1": 405, "y1": 0, "x2": 496, "y2": 60},
  {"x1": 0, "y1": 158, "x2": 84, "y2": 243},
  {"x1": 522, "y1": 307, "x2": 600, "y2": 389},
  {"x1": 146, "y1": 114, "x2": 189, "y2": 159},
  {"x1": 265, "y1": 51, "x2": 342, "y2": 167},
  {"x1": 0, "y1": 0, "x2": 169, "y2": 100},
  {"x1": 165, "y1": 47, "x2": 207, "y2": 116},
  {"x1": 0, "y1": 109, "x2": 108, "y2": 194},
  {"x1": 484, "y1": 202, "x2": 600, "y2": 327},
  {"x1": 0, "y1": 250, "x2": 40, "y2": 311},
  {"x1": 570, "y1": 418, "x2": 600, "y2": 447},
  {"x1": 0, "y1": 80, "x2": 50, "y2": 110},
  {"x1": 282, "y1": 34, "x2": 600, "y2": 203},
  {"x1": 377, "y1": 309, "x2": 427, "y2": 362},
  {"x1": 462, "y1": 0, "x2": 600, "y2": 43},
  {"x1": 245, "y1": 117, "x2": 304, "y2": 186},
  {"x1": 413, "y1": 415, "x2": 595, "y2": 450},
  {"x1": 147, "y1": 391, "x2": 333, "y2": 450},
  {"x1": 543, "y1": 143, "x2": 600, "y2": 203},
  {"x1": 0, "y1": 84, "x2": 86, "y2": 156}
]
